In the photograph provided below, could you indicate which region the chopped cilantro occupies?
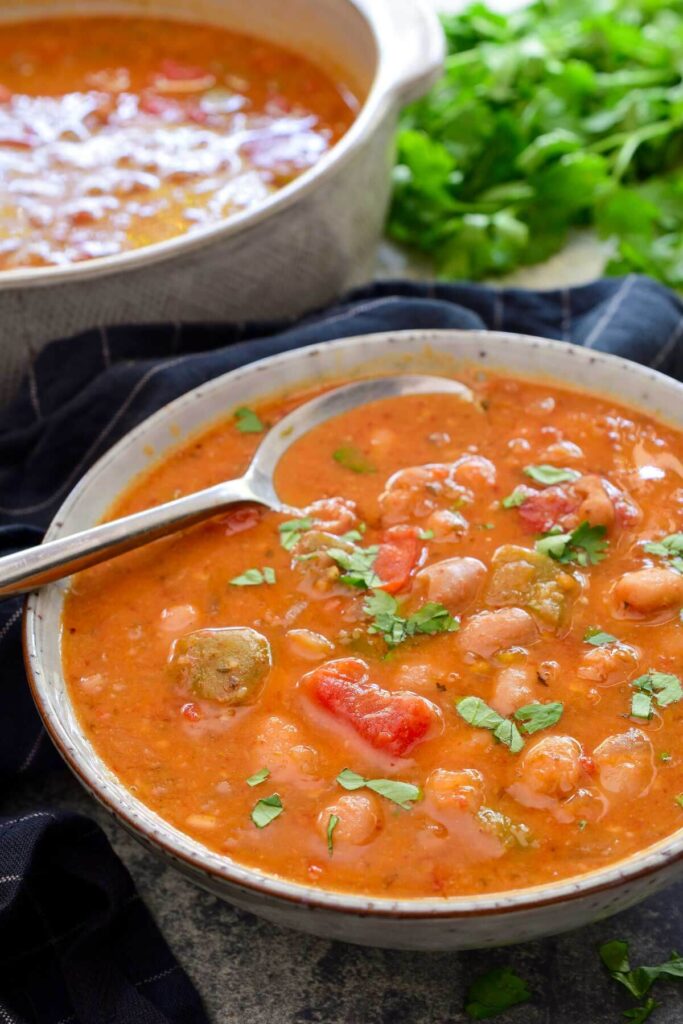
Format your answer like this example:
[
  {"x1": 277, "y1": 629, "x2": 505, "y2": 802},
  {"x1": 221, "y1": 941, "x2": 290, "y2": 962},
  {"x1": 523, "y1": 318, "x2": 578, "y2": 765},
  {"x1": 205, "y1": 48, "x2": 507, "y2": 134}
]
[
  {"x1": 246, "y1": 767, "x2": 270, "y2": 787},
  {"x1": 632, "y1": 671, "x2": 683, "y2": 710},
  {"x1": 340, "y1": 523, "x2": 367, "y2": 543},
  {"x1": 584, "y1": 628, "x2": 618, "y2": 646},
  {"x1": 502, "y1": 485, "x2": 529, "y2": 509},
  {"x1": 332, "y1": 444, "x2": 376, "y2": 474},
  {"x1": 278, "y1": 516, "x2": 313, "y2": 551},
  {"x1": 523, "y1": 464, "x2": 580, "y2": 486},
  {"x1": 251, "y1": 793, "x2": 283, "y2": 828},
  {"x1": 418, "y1": 527, "x2": 435, "y2": 540},
  {"x1": 363, "y1": 589, "x2": 458, "y2": 647},
  {"x1": 234, "y1": 406, "x2": 265, "y2": 433},
  {"x1": 326, "y1": 813, "x2": 339, "y2": 855},
  {"x1": 480, "y1": 522, "x2": 495, "y2": 530},
  {"x1": 230, "y1": 566, "x2": 276, "y2": 586},
  {"x1": 336, "y1": 768, "x2": 421, "y2": 809},
  {"x1": 578, "y1": 819, "x2": 588, "y2": 831},
  {"x1": 631, "y1": 691, "x2": 653, "y2": 720},
  {"x1": 326, "y1": 545, "x2": 381, "y2": 589},
  {"x1": 643, "y1": 533, "x2": 683, "y2": 574},
  {"x1": 464, "y1": 967, "x2": 531, "y2": 1020},
  {"x1": 514, "y1": 701, "x2": 564, "y2": 735},
  {"x1": 456, "y1": 696, "x2": 524, "y2": 753},
  {"x1": 536, "y1": 521, "x2": 608, "y2": 566},
  {"x1": 660, "y1": 752, "x2": 672, "y2": 763},
  {"x1": 676, "y1": 794, "x2": 683, "y2": 808}
]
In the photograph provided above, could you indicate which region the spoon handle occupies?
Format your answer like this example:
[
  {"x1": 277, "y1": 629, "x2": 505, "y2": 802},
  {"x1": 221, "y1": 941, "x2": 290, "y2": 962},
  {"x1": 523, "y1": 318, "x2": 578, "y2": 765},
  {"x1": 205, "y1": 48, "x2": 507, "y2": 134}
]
[{"x1": 0, "y1": 477, "x2": 261, "y2": 598}]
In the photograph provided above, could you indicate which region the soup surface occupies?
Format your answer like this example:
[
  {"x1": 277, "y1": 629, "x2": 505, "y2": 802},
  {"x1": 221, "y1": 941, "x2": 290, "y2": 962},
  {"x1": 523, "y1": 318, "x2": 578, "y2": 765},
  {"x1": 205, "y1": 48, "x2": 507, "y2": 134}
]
[
  {"x1": 0, "y1": 17, "x2": 356, "y2": 269},
  {"x1": 63, "y1": 369, "x2": 683, "y2": 898}
]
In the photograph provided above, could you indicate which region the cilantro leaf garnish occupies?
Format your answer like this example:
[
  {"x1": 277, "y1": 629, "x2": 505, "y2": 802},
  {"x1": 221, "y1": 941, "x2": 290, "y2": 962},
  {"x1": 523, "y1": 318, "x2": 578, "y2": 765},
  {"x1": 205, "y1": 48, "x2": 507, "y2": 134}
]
[
  {"x1": 363, "y1": 590, "x2": 459, "y2": 647},
  {"x1": 514, "y1": 701, "x2": 564, "y2": 735},
  {"x1": 631, "y1": 671, "x2": 683, "y2": 720},
  {"x1": 599, "y1": 939, "x2": 683, "y2": 1008},
  {"x1": 502, "y1": 486, "x2": 529, "y2": 509},
  {"x1": 230, "y1": 566, "x2": 276, "y2": 586},
  {"x1": 336, "y1": 768, "x2": 421, "y2": 809},
  {"x1": 332, "y1": 444, "x2": 376, "y2": 474},
  {"x1": 234, "y1": 406, "x2": 265, "y2": 434},
  {"x1": 456, "y1": 696, "x2": 524, "y2": 753},
  {"x1": 644, "y1": 533, "x2": 683, "y2": 574},
  {"x1": 326, "y1": 545, "x2": 381, "y2": 589},
  {"x1": 523, "y1": 464, "x2": 580, "y2": 486},
  {"x1": 536, "y1": 521, "x2": 608, "y2": 566},
  {"x1": 326, "y1": 813, "x2": 339, "y2": 855},
  {"x1": 584, "y1": 627, "x2": 618, "y2": 646},
  {"x1": 278, "y1": 516, "x2": 313, "y2": 551},
  {"x1": 246, "y1": 767, "x2": 270, "y2": 787},
  {"x1": 418, "y1": 527, "x2": 435, "y2": 540},
  {"x1": 251, "y1": 793, "x2": 283, "y2": 828},
  {"x1": 464, "y1": 967, "x2": 531, "y2": 1020}
]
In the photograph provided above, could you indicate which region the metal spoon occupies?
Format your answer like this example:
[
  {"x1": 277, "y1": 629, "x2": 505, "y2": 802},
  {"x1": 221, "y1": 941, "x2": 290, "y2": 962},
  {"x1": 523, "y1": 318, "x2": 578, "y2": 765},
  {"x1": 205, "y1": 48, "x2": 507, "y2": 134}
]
[{"x1": 0, "y1": 374, "x2": 476, "y2": 597}]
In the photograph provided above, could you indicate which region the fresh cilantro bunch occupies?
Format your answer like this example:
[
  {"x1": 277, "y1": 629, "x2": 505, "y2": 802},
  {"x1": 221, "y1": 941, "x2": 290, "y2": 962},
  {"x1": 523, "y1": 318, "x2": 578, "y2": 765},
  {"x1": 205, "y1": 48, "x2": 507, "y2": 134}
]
[{"x1": 388, "y1": 0, "x2": 683, "y2": 287}]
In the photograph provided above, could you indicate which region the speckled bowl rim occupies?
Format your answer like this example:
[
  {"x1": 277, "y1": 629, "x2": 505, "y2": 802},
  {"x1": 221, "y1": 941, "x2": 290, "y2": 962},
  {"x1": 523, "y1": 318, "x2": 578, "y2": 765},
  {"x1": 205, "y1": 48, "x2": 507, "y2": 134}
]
[
  {"x1": 0, "y1": 0, "x2": 442, "y2": 291},
  {"x1": 23, "y1": 328, "x2": 683, "y2": 919}
]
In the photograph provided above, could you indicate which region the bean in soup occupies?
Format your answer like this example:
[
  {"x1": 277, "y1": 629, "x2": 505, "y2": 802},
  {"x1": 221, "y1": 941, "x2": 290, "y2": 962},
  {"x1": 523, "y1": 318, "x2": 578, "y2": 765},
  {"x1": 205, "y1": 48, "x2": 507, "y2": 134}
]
[
  {"x1": 63, "y1": 371, "x2": 683, "y2": 898},
  {"x1": 0, "y1": 17, "x2": 356, "y2": 269}
]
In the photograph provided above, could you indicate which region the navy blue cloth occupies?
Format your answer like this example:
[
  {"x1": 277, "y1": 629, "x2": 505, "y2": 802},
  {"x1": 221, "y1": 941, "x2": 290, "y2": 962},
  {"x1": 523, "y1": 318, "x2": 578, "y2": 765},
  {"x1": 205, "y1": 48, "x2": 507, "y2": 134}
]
[{"x1": 1, "y1": 274, "x2": 682, "y2": 1023}]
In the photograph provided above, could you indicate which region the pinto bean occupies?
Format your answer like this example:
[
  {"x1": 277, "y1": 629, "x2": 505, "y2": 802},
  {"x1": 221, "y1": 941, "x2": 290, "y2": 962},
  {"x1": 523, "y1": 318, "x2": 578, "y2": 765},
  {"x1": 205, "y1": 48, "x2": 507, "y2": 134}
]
[
  {"x1": 425, "y1": 768, "x2": 485, "y2": 813},
  {"x1": 613, "y1": 568, "x2": 683, "y2": 616},
  {"x1": 491, "y1": 665, "x2": 535, "y2": 717},
  {"x1": 416, "y1": 556, "x2": 486, "y2": 613},
  {"x1": 318, "y1": 792, "x2": 381, "y2": 846},
  {"x1": 574, "y1": 474, "x2": 615, "y2": 529},
  {"x1": 458, "y1": 607, "x2": 538, "y2": 659},
  {"x1": 577, "y1": 642, "x2": 640, "y2": 686},
  {"x1": 516, "y1": 735, "x2": 582, "y2": 798},
  {"x1": 593, "y1": 729, "x2": 655, "y2": 799}
]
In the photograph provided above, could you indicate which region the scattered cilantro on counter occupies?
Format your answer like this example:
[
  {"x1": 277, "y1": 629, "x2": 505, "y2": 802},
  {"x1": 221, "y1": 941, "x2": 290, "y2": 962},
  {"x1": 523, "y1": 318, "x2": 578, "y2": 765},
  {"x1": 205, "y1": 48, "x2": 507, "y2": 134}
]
[{"x1": 464, "y1": 967, "x2": 531, "y2": 1020}]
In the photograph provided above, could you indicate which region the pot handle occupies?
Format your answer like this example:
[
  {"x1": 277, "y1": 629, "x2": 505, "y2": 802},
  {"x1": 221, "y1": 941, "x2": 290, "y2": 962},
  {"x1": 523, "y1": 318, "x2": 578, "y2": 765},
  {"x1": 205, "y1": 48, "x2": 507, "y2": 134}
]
[{"x1": 378, "y1": 0, "x2": 445, "y2": 105}]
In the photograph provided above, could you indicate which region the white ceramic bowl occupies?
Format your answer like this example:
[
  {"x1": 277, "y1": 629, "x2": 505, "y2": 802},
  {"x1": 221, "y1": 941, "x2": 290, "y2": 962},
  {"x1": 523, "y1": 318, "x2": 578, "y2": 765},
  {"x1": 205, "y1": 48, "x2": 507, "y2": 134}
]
[
  {"x1": 24, "y1": 329, "x2": 683, "y2": 950},
  {"x1": 0, "y1": 0, "x2": 444, "y2": 402}
]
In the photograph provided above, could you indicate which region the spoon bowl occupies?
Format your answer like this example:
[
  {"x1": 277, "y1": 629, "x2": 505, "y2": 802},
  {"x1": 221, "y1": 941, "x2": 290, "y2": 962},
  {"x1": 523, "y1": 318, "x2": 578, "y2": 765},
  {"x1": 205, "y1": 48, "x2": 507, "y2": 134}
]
[{"x1": 0, "y1": 374, "x2": 474, "y2": 596}]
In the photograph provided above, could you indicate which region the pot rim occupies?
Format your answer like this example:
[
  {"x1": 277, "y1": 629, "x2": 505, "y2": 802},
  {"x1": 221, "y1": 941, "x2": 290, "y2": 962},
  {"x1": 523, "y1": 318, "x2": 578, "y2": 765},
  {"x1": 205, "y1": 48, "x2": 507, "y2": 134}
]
[
  {"x1": 23, "y1": 327, "x2": 683, "y2": 919},
  {"x1": 0, "y1": 0, "x2": 443, "y2": 291}
]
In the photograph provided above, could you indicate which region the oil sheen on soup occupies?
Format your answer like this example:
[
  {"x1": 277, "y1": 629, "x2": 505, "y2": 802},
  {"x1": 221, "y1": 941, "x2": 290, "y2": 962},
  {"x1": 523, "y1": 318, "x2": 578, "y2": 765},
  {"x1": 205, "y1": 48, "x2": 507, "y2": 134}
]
[
  {"x1": 0, "y1": 17, "x2": 356, "y2": 269},
  {"x1": 62, "y1": 370, "x2": 683, "y2": 898}
]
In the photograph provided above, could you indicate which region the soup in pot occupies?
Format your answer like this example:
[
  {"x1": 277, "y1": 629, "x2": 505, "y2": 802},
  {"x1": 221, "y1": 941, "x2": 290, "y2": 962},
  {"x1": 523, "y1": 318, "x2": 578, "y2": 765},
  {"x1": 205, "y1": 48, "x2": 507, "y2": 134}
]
[
  {"x1": 0, "y1": 17, "x2": 357, "y2": 269},
  {"x1": 62, "y1": 368, "x2": 683, "y2": 898}
]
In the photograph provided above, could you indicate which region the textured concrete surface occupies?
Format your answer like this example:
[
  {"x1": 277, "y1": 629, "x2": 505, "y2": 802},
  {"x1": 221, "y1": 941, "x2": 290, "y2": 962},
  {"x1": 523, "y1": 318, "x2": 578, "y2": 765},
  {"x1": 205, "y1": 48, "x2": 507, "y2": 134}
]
[{"x1": 8, "y1": 770, "x2": 683, "y2": 1024}]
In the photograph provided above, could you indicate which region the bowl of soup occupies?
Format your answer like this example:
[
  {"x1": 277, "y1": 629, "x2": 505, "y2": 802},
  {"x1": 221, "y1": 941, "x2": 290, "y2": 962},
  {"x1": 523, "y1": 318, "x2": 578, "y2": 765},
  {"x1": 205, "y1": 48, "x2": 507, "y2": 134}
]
[
  {"x1": 24, "y1": 328, "x2": 683, "y2": 950},
  {"x1": 0, "y1": 0, "x2": 443, "y2": 401}
]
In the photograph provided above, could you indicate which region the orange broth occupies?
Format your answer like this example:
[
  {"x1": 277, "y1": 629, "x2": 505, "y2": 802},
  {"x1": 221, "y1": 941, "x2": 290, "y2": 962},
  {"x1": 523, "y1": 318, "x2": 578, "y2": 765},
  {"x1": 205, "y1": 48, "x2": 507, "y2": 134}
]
[
  {"x1": 0, "y1": 17, "x2": 356, "y2": 269},
  {"x1": 62, "y1": 370, "x2": 683, "y2": 898}
]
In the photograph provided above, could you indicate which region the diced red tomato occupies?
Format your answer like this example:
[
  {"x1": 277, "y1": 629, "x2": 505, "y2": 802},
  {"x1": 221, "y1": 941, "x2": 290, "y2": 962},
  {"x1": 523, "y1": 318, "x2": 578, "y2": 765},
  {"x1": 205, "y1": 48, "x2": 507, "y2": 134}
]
[
  {"x1": 517, "y1": 487, "x2": 578, "y2": 534},
  {"x1": 181, "y1": 701, "x2": 201, "y2": 722},
  {"x1": 159, "y1": 59, "x2": 210, "y2": 81},
  {"x1": 580, "y1": 754, "x2": 596, "y2": 776},
  {"x1": 215, "y1": 504, "x2": 263, "y2": 536},
  {"x1": 139, "y1": 91, "x2": 183, "y2": 118},
  {"x1": 304, "y1": 657, "x2": 438, "y2": 757},
  {"x1": 373, "y1": 525, "x2": 420, "y2": 594}
]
